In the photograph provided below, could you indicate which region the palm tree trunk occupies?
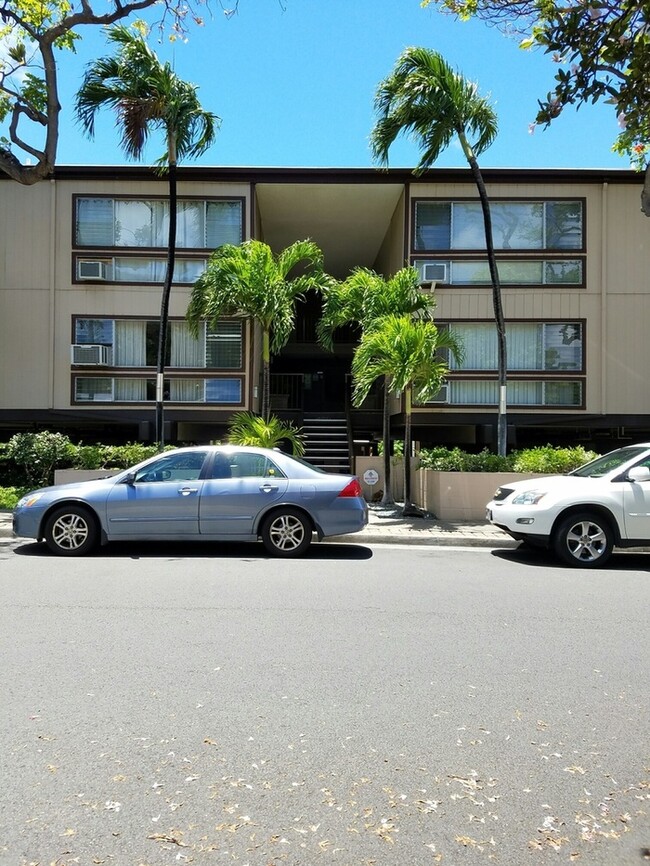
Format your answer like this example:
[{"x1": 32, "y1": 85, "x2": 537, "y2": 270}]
[
  {"x1": 156, "y1": 155, "x2": 177, "y2": 448},
  {"x1": 402, "y1": 385, "x2": 417, "y2": 517},
  {"x1": 261, "y1": 328, "x2": 271, "y2": 421},
  {"x1": 464, "y1": 148, "x2": 508, "y2": 457},
  {"x1": 380, "y1": 375, "x2": 394, "y2": 505}
]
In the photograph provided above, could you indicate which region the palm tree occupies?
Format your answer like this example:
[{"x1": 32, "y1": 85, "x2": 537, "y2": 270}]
[
  {"x1": 227, "y1": 411, "x2": 305, "y2": 456},
  {"x1": 371, "y1": 47, "x2": 508, "y2": 457},
  {"x1": 75, "y1": 24, "x2": 218, "y2": 448},
  {"x1": 186, "y1": 238, "x2": 326, "y2": 421},
  {"x1": 318, "y1": 265, "x2": 435, "y2": 505},
  {"x1": 351, "y1": 315, "x2": 463, "y2": 517}
]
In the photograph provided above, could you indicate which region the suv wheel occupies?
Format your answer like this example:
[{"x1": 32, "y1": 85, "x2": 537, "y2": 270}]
[{"x1": 553, "y1": 511, "x2": 613, "y2": 568}]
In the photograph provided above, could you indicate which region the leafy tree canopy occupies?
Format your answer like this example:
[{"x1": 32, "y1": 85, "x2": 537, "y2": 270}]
[
  {"x1": 426, "y1": 1, "x2": 649, "y2": 173},
  {"x1": 0, "y1": 0, "x2": 235, "y2": 184}
]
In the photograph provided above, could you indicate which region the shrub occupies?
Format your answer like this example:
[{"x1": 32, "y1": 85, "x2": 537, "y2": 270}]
[
  {"x1": 96, "y1": 443, "x2": 163, "y2": 469},
  {"x1": 510, "y1": 445, "x2": 598, "y2": 474},
  {"x1": 377, "y1": 439, "x2": 404, "y2": 457},
  {"x1": 6, "y1": 431, "x2": 75, "y2": 488},
  {"x1": 417, "y1": 444, "x2": 598, "y2": 473},
  {"x1": 0, "y1": 486, "x2": 28, "y2": 510},
  {"x1": 74, "y1": 444, "x2": 110, "y2": 469},
  {"x1": 419, "y1": 446, "x2": 510, "y2": 472}
]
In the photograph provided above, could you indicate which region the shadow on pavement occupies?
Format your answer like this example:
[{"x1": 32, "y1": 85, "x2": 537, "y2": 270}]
[
  {"x1": 11, "y1": 539, "x2": 374, "y2": 561},
  {"x1": 491, "y1": 544, "x2": 650, "y2": 572}
]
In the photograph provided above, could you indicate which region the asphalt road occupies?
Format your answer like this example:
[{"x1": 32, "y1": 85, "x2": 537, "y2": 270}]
[{"x1": 1, "y1": 538, "x2": 649, "y2": 865}]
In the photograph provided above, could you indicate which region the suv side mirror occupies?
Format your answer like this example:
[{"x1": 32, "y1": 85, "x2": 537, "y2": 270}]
[{"x1": 627, "y1": 466, "x2": 650, "y2": 483}]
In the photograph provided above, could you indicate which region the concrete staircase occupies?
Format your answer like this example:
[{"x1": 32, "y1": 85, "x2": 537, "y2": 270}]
[{"x1": 302, "y1": 412, "x2": 350, "y2": 473}]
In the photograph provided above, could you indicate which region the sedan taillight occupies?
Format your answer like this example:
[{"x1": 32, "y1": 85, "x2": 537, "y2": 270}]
[{"x1": 338, "y1": 478, "x2": 363, "y2": 498}]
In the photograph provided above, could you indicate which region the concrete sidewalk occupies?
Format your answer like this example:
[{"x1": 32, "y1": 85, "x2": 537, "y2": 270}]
[{"x1": 0, "y1": 504, "x2": 517, "y2": 548}]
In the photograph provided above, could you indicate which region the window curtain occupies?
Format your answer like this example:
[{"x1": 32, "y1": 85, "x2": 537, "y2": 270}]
[
  {"x1": 169, "y1": 379, "x2": 203, "y2": 401},
  {"x1": 170, "y1": 321, "x2": 205, "y2": 368},
  {"x1": 450, "y1": 380, "x2": 496, "y2": 404},
  {"x1": 114, "y1": 378, "x2": 147, "y2": 401},
  {"x1": 450, "y1": 324, "x2": 496, "y2": 370},
  {"x1": 508, "y1": 324, "x2": 542, "y2": 370},
  {"x1": 114, "y1": 321, "x2": 146, "y2": 367},
  {"x1": 176, "y1": 201, "x2": 203, "y2": 248},
  {"x1": 508, "y1": 381, "x2": 542, "y2": 405}
]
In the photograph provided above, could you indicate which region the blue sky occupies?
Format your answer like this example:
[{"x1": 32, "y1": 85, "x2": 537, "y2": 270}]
[{"x1": 32, "y1": 0, "x2": 629, "y2": 169}]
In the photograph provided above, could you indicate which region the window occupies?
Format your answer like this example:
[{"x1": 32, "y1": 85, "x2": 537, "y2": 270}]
[
  {"x1": 414, "y1": 200, "x2": 583, "y2": 251},
  {"x1": 75, "y1": 256, "x2": 208, "y2": 284},
  {"x1": 413, "y1": 199, "x2": 584, "y2": 288},
  {"x1": 133, "y1": 450, "x2": 209, "y2": 483},
  {"x1": 73, "y1": 318, "x2": 243, "y2": 371},
  {"x1": 226, "y1": 452, "x2": 285, "y2": 479},
  {"x1": 445, "y1": 322, "x2": 583, "y2": 372},
  {"x1": 413, "y1": 258, "x2": 583, "y2": 286},
  {"x1": 427, "y1": 320, "x2": 585, "y2": 408},
  {"x1": 75, "y1": 197, "x2": 243, "y2": 249},
  {"x1": 444, "y1": 380, "x2": 582, "y2": 407},
  {"x1": 206, "y1": 322, "x2": 243, "y2": 368},
  {"x1": 74, "y1": 376, "x2": 242, "y2": 404}
]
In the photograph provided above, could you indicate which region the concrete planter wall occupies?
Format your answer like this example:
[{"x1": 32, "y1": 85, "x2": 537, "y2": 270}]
[
  {"x1": 54, "y1": 469, "x2": 120, "y2": 485},
  {"x1": 413, "y1": 469, "x2": 544, "y2": 520},
  {"x1": 355, "y1": 456, "x2": 543, "y2": 520}
]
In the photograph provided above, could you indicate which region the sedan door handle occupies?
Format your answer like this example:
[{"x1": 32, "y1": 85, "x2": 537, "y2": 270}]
[
  {"x1": 260, "y1": 484, "x2": 278, "y2": 494},
  {"x1": 178, "y1": 487, "x2": 199, "y2": 496}
]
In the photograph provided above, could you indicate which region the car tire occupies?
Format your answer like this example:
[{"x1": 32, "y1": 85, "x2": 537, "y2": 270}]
[
  {"x1": 552, "y1": 511, "x2": 614, "y2": 568},
  {"x1": 261, "y1": 508, "x2": 312, "y2": 557},
  {"x1": 43, "y1": 505, "x2": 98, "y2": 556}
]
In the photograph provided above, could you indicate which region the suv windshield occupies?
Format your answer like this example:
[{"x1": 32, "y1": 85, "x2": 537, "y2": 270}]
[{"x1": 569, "y1": 446, "x2": 650, "y2": 478}]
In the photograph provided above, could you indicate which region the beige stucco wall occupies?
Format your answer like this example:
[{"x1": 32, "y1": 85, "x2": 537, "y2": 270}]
[
  {"x1": 373, "y1": 189, "x2": 406, "y2": 276},
  {"x1": 0, "y1": 181, "x2": 54, "y2": 408}
]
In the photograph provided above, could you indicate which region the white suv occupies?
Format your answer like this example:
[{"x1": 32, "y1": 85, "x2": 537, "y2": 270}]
[{"x1": 486, "y1": 444, "x2": 650, "y2": 567}]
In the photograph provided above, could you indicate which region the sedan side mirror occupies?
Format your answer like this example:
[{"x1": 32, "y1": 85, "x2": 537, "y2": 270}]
[
  {"x1": 124, "y1": 472, "x2": 136, "y2": 486},
  {"x1": 627, "y1": 466, "x2": 650, "y2": 483}
]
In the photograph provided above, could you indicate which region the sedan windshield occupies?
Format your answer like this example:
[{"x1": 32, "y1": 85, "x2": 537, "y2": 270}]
[{"x1": 569, "y1": 446, "x2": 650, "y2": 478}]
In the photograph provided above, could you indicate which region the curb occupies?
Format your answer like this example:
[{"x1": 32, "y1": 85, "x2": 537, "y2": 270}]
[{"x1": 0, "y1": 508, "x2": 514, "y2": 548}]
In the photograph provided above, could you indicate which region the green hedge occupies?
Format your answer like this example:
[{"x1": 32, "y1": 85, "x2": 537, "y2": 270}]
[
  {"x1": 0, "y1": 432, "x2": 169, "y2": 491},
  {"x1": 418, "y1": 444, "x2": 599, "y2": 473}
]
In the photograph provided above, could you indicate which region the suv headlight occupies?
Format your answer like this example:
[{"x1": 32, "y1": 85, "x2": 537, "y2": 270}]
[{"x1": 512, "y1": 489, "x2": 548, "y2": 505}]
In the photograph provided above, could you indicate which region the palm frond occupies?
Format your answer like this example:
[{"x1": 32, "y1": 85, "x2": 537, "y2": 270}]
[
  {"x1": 227, "y1": 411, "x2": 305, "y2": 456},
  {"x1": 351, "y1": 314, "x2": 461, "y2": 407},
  {"x1": 75, "y1": 24, "x2": 218, "y2": 165},
  {"x1": 370, "y1": 46, "x2": 498, "y2": 172}
]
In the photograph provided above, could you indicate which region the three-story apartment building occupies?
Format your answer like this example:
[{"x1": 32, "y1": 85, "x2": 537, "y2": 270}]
[{"x1": 0, "y1": 165, "x2": 648, "y2": 456}]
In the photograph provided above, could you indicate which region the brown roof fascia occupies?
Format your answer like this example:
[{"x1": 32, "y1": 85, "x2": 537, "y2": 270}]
[{"x1": 0, "y1": 164, "x2": 640, "y2": 186}]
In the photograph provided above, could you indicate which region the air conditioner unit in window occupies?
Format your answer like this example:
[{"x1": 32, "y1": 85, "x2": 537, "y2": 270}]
[
  {"x1": 420, "y1": 262, "x2": 448, "y2": 284},
  {"x1": 71, "y1": 344, "x2": 113, "y2": 366},
  {"x1": 78, "y1": 260, "x2": 108, "y2": 280},
  {"x1": 428, "y1": 384, "x2": 449, "y2": 404}
]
